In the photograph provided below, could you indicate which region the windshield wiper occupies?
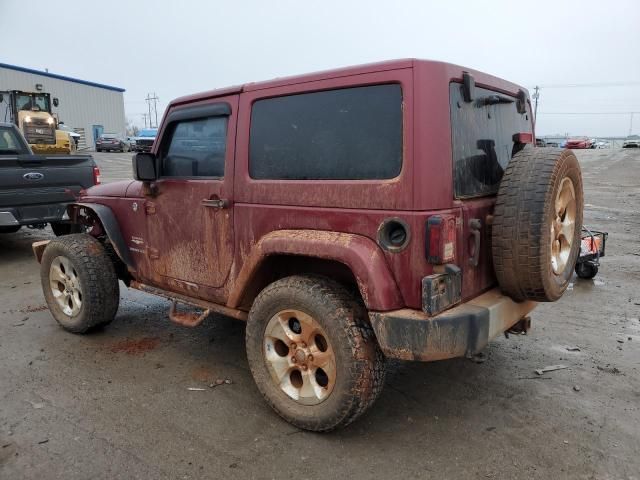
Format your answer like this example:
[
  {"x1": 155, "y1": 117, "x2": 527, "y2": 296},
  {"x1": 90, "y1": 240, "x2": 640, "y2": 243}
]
[{"x1": 475, "y1": 95, "x2": 514, "y2": 107}]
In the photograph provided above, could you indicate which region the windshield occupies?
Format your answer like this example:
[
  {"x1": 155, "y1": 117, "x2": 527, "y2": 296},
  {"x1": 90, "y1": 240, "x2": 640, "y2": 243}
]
[
  {"x1": 100, "y1": 134, "x2": 118, "y2": 139},
  {"x1": 138, "y1": 129, "x2": 157, "y2": 137},
  {"x1": 15, "y1": 93, "x2": 50, "y2": 112},
  {"x1": 450, "y1": 83, "x2": 532, "y2": 198}
]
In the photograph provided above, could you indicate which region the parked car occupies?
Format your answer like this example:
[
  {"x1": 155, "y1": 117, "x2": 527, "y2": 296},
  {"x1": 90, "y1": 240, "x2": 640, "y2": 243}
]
[
  {"x1": 133, "y1": 128, "x2": 157, "y2": 152},
  {"x1": 565, "y1": 137, "x2": 593, "y2": 149},
  {"x1": 126, "y1": 136, "x2": 137, "y2": 150},
  {"x1": 33, "y1": 60, "x2": 584, "y2": 431},
  {"x1": 96, "y1": 133, "x2": 129, "y2": 152},
  {"x1": 535, "y1": 138, "x2": 546, "y2": 147},
  {"x1": 622, "y1": 135, "x2": 640, "y2": 148},
  {"x1": 594, "y1": 140, "x2": 610, "y2": 149},
  {"x1": 0, "y1": 122, "x2": 99, "y2": 235}
]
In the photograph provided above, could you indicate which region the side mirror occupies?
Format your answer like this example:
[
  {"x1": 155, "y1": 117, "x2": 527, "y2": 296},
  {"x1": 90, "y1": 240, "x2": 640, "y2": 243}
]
[
  {"x1": 133, "y1": 153, "x2": 157, "y2": 181},
  {"x1": 53, "y1": 98, "x2": 59, "y2": 107}
]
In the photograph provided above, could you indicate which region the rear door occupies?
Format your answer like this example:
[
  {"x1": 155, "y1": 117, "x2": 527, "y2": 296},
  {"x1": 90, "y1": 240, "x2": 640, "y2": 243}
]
[
  {"x1": 144, "y1": 96, "x2": 238, "y2": 302},
  {"x1": 449, "y1": 83, "x2": 533, "y2": 299}
]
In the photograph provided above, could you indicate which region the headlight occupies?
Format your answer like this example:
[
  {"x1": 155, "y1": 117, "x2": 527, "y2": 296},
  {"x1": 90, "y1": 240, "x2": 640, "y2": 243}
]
[
  {"x1": 24, "y1": 116, "x2": 32, "y2": 123},
  {"x1": 46, "y1": 117, "x2": 54, "y2": 125}
]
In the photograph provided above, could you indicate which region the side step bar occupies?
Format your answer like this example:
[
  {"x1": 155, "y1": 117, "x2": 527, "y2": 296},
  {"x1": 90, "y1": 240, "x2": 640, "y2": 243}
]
[{"x1": 130, "y1": 281, "x2": 248, "y2": 324}]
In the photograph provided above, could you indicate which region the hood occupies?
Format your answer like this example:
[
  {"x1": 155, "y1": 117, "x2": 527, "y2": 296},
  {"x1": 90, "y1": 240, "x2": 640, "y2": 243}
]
[{"x1": 83, "y1": 180, "x2": 134, "y2": 198}]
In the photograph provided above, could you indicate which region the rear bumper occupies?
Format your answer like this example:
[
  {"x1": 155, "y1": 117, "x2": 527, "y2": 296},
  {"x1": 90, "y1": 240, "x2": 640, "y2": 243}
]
[
  {"x1": 0, "y1": 204, "x2": 69, "y2": 226},
  {"x1": 369, "y1": 288, "x2": 536, "y2": 362}
]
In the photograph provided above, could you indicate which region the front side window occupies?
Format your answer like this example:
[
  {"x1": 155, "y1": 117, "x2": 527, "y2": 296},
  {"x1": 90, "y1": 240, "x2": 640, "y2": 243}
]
[
  {"x1": 161, "y1": 116, "x2": 227, "y2": 177},
  {"x1": 249, "y1": 84, "x2": 403, "y2": 180}
]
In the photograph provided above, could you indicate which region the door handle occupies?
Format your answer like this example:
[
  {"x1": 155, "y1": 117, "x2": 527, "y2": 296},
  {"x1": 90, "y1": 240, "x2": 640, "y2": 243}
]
[{"x1": 201, "y1": 198, "x2": 230, "y2": 209}]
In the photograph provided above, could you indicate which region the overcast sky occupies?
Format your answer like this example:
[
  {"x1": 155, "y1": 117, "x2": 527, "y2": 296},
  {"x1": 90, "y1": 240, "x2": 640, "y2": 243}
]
[{"x1": 1, "y1": 0, "x2": 639, "y2": 137}]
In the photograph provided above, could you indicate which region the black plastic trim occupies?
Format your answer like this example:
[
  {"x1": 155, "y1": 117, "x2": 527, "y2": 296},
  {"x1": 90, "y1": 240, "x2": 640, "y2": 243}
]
[{"x1": 74, "y1": 203, "x2": 135, "y2": 269}]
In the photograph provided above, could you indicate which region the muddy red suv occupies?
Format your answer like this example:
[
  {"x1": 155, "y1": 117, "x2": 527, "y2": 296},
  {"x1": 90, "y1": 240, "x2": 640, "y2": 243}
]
[{"x1": 34, "y1": 59, "x2": 583, "y2": 431}]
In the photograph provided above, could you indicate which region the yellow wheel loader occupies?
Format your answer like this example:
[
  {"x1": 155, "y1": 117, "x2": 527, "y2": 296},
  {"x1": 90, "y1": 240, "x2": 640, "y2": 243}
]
[{"x1": 0, "y1": 90, "x2": 74, "y2": 154}]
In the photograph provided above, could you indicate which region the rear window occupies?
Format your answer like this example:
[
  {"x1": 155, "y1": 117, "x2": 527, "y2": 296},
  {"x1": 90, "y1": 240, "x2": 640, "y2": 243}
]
[
  {"x1": 0, "y1": 127, "x2": 25, "y2": 154},
  {"x1": 249, "y1": 84, "x2": 402, "y2": 180},
  {"x1": 450, "y1": 83, "x2": 532, "y2": 198}
]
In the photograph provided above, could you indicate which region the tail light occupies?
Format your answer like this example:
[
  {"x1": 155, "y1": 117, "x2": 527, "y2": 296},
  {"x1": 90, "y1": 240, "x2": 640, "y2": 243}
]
[
  {"x1": 93, "y1": 166, "x2": 101, "y2": 185},
  {"x1": 426, "y1": 215, "x2": 456, "y2": 264}
]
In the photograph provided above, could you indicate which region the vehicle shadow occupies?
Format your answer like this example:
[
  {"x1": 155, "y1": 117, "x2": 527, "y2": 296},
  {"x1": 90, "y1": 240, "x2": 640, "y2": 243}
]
[{"x1": 0, "y1": 227, "x2": 52, "y2": 264}]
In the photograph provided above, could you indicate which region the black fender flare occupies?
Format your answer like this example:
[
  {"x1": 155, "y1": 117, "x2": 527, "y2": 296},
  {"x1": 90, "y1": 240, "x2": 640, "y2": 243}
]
[{"x1": 72, "y1": 202, "x2": 135, "y2": 270}]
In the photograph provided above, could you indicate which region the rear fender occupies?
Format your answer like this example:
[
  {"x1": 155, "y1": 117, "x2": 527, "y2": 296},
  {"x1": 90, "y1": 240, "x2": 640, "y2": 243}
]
[
  {"x1": 228, "y1": 230, "x2": 404, "y2": 311},
  {"x1": 70, "y1": 203, "x2": 135, "y2": 270}
]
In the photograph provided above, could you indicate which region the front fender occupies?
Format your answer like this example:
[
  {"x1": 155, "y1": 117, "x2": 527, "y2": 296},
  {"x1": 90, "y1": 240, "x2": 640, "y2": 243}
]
[
  {"x1": 71, "y1": 203, "x2": 135, "y2": 270},
  {"x1": 228, "y1": 230, "x2": 404, "y2": 311}
]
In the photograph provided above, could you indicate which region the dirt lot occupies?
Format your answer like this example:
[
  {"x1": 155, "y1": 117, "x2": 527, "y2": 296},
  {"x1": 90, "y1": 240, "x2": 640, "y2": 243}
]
[{"x1": 1, "y1": 149, "x2": 638, "y2": 479}]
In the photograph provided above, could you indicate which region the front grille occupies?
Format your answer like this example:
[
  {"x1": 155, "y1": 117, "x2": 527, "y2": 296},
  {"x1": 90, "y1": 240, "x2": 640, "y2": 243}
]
[
  {"x1": 137, "y1": 139, "x2": 154, "y2": 146},
  {"x1": 23, "y1": 124, "x2": 56, "y2": 145}
]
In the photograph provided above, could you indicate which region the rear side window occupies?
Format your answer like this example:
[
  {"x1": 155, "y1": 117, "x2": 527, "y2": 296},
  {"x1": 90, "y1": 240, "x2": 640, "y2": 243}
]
[
  {"x1": 161, "y1": 116, "x2": 227, "y2": 177},
  {"x1": 450, "y1": 83, "x2": 532, "y2": 198},
  {"x1": 249, "y1": 84, "x2": 402, "y2": 180}
]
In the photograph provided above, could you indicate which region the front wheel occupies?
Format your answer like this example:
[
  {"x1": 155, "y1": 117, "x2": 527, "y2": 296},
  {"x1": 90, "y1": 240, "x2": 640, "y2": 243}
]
[
  {"x1": 245, "y1": 275, "x2": 385, "y2": 432},
  {"x1": 40, "y1": 234, "x2": 119, "y2": 333}
]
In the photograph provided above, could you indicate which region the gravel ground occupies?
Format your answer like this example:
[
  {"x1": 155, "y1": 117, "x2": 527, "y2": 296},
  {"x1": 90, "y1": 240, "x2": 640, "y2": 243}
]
[{"x1": 1, "y1": 149, "x2": 638, "y2": 479}]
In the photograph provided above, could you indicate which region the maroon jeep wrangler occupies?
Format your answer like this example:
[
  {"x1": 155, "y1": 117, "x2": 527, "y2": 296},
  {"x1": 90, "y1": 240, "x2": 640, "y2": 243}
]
[{"x1": 34, "y1": 59, "x2": 583, "y2": 431}]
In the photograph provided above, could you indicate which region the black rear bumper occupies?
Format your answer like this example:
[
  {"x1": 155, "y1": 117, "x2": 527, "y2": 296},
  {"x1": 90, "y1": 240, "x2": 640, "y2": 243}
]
[
  {"x1": 369, "y1": 289, "x2": 536, "y2": 362},
  {"x1": 0, "y1": 203, "x2": 69, "y2": 226}
]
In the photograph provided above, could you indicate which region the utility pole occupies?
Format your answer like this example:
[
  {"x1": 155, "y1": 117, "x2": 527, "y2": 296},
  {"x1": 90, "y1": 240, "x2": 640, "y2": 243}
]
[
  {"x1": 532, "y1": 86, "x2": 540, "y2": 121},
  {"x1": 630, "y1": 112, "x2": 635, "y2": 136},
  {"x1": 152, "y1": 92, "x2": 159, "y2": 128},
  {"x1": 145, "y1": 93, "x2": 160, "y2": 128},
  {"x1": 142, "y1": 113, "x2": 149, "y2": 129}
]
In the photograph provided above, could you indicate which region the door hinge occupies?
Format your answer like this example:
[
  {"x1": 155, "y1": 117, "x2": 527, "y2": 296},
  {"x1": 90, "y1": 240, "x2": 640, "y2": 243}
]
[
  {"x1": 147, "y1": 247, "x2": 159, "y2": 259},
  {"x1": 144, "y1": 202, "x2": 156, "y2": 215}
]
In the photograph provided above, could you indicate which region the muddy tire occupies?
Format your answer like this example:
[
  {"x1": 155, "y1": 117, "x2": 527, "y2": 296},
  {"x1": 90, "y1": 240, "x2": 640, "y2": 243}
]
[
  {"x1": 40, "y1": 234, "x2": 119, "y2": 333},
  {"x1": 246, "y1": 275, "x2": 385, "y2": 432},
  {"x1": 492, "y1": 147, "x2": 583, "y2": 302}
]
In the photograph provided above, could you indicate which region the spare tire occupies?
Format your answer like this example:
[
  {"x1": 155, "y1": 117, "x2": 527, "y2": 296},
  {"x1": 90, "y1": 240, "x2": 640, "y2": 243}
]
[{"x1": 492, "y1": 147, "x2": 583, "y2": 302}]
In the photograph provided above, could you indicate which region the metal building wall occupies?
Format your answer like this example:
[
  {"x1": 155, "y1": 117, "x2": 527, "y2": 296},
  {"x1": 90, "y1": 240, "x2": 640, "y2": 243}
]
[{"x1": 0, "y1": 66, "x2": 125, "y2": 149}]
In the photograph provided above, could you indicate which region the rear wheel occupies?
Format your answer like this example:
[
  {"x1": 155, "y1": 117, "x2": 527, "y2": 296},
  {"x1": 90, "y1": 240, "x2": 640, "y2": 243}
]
[
  {"x1": 492, "y1": 147, "x2": 583, "y2": 302},
  {"x1": 246, "y1": 275, "x2": 385, "y2": 431},
  {"x1": 40, "y1": 234, "x2": 119, "y2": 333}
]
